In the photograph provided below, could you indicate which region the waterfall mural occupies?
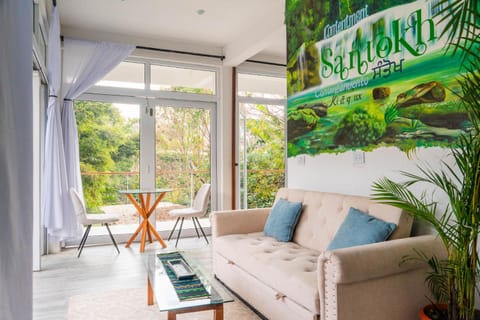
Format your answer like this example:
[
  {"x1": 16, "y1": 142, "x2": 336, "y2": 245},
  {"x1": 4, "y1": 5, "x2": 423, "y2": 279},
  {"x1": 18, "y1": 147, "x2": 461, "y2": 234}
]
[{"x1": 286, "y1": 0, "x2": 470, "y2": 157}]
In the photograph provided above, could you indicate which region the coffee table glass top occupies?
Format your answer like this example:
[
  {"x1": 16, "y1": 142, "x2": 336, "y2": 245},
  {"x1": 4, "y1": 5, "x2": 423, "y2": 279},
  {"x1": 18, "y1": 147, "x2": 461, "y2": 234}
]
[{"x1": 144, "y1": 251, "x2": 233, "y2": 311}]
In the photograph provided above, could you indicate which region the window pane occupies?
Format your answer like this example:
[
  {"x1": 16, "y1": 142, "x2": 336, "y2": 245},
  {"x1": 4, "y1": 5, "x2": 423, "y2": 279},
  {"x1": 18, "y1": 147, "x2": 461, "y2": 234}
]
[
  {"x1": 151, "y1": 65, "x2": 215, "y2": 94},
  {"x1": 155, "y1": 105, "x2": 211, "y2": 221},
  {"x1": 95, "y1": 61, "x2": 145, "y2": 89},
  {"x1": 75, "y1": 100, "x2": 140, "y2": 232},
  {"x1": 239, "y1": 103, "x2": 285, "y2": 209},
  {"x1": 238, "y1": 73, "x2": 286, "y2": 99}
]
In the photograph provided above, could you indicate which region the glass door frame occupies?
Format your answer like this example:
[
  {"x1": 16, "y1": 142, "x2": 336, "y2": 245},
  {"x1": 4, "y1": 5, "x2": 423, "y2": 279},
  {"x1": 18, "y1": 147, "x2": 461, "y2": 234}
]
[
  {"x1": 76, "y1": 93, "x2": 217, "y2": 232},
  {"x1": 69, "y1": 55, "x2": 220, "y2": 245},
  {"x1": 67, "y1": 93, "x2": 145, "y2": 247},
  {"x1": 145, "y1": 97, "x2": 218, "y2": 223},
  {"x1": 234, "y1": 69, "x2": 287, "y2": 209},
  {"x1": 236, "y1": 97, "x2": 287, "y2": 209}
]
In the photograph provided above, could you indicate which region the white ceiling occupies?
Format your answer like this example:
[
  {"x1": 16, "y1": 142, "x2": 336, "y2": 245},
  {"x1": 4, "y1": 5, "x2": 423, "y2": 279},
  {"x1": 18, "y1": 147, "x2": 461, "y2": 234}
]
[{"x1": 57, "y1": 0, "x2": 286, "y2": 66}]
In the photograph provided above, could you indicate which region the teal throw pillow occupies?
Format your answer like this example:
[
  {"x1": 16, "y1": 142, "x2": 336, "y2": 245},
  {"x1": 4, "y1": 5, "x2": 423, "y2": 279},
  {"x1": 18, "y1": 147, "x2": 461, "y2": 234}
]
[
  {"x1": 264, "y1": 198, "x2": 303, "y2": 242},
  {"x1": 327, "y1": 207, "x2": 397, "y2": 250}
]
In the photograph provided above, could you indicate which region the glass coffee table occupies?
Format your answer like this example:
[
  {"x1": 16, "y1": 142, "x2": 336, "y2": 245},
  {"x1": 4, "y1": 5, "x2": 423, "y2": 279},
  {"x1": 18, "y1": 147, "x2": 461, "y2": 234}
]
[{"x1": 144, "y1": 251, "x2": 233, "y2": 320}]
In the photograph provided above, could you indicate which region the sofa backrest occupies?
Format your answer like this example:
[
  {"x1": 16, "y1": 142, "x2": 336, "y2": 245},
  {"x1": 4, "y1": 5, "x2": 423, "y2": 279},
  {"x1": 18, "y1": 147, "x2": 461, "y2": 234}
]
[{"x1": 274, "y1": 188, "x2": 413, "y2": 252}]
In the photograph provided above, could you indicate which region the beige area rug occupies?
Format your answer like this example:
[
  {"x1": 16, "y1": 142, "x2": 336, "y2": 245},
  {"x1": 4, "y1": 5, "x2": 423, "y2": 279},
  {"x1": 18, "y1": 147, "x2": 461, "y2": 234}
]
[{"x1": 68, "y1": 288, "x2": 261, "y2": 320}]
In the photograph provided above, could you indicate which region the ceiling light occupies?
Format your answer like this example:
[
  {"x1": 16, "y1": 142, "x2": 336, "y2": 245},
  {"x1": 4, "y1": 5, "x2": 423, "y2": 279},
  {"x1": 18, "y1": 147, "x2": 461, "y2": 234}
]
[{"x1": 196, "y1": 9, "x2": 206, "y2": 15}]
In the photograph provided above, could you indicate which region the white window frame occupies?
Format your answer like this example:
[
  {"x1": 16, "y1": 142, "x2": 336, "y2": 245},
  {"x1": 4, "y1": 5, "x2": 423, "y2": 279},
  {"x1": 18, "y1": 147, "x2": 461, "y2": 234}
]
[
  {"x1": 235, "y1": 65, "x2": 287, "y2": 209},
  {"x1": 68, "y1": 57, "x2": 220, "y2": 245}
]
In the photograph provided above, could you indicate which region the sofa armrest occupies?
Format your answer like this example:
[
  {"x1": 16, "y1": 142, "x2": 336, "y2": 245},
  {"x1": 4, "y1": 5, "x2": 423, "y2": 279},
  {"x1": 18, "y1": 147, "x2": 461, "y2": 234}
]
[
  {"x1": 211, "y1": 208, "x2": 271, "y2": 238},
  {"x1": 319, "y1": 234, "x2": 446, "y2": 284},
  {"x1": 318, "y1": 235, "x2": 446, "y2": 320}
]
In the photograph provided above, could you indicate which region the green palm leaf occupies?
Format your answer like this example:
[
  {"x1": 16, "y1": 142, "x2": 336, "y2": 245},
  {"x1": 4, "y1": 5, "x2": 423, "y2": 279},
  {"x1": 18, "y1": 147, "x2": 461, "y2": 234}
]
[{"x1": 434, "y1": 0, "x2": 480, "y2": 58}]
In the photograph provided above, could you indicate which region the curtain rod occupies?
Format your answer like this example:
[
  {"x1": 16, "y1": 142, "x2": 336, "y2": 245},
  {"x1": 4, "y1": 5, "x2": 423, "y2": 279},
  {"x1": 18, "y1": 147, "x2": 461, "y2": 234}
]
[
  {"x1": 136, "y1": 45, "x2": 225, "y2": 61},
  {"x1": 245, "y1": 59, "x2": 286, "y2": 67},
  {"x1": 57, "y1": 39, "x2": 285, "y2": 66},
  {"x1": 136, "y1": 45, "x2": 286, "y2": 67}
]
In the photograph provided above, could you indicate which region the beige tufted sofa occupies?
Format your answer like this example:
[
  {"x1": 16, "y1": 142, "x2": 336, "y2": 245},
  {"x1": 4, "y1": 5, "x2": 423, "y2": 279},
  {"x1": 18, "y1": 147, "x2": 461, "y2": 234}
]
[{"x1": 211, "y1": 188, "x2": 445, "y2": 320}]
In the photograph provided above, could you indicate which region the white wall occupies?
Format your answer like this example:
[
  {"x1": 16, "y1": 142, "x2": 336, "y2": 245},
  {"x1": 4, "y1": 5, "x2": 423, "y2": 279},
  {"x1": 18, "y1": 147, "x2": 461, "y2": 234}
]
[
  {"x1": 0, "y1": 1, "x2": 33, "y2": 319},
  {"x1": 288, "y1": 147, "x2": 453, "y2": 195},
  {"x1": 288, "y1": 146, "x2": 454, "y2": 234}
]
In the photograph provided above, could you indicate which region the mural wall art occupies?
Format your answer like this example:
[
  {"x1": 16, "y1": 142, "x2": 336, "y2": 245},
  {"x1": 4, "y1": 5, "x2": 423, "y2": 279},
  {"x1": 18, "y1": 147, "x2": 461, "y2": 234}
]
[{"x1": 286, "y1": 0, "x2": 470, "y2": 157}]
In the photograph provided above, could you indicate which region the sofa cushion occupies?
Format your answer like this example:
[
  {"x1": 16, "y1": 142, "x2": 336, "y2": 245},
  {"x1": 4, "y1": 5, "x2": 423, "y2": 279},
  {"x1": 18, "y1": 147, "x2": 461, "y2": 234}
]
[
  {"x1": 264, "y1": 198, "x2": 303, "y2": 242},
  {"x1": 327, "y1": 207, "x2": 397, "y2": 250},
  {"x1": 214, "y1": 232, "x2": 320, "y2": 313}
]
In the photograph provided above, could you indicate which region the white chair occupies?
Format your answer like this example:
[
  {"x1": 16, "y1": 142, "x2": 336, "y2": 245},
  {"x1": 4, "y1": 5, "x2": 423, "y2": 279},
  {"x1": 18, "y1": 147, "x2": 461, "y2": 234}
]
[
  {"x1": 167, "y1": 183, "x2": 211, "y2": 247},
  {"x1": 70, "y1": 188, "x2": 120, "y2": 258}
]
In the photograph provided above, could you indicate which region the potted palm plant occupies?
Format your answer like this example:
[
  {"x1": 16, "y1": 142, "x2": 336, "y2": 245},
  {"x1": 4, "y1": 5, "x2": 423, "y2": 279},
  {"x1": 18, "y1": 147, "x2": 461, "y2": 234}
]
[
  {"x1": 371, "y1": 44, "x2": 480, "y2": 320},
  {"x1": 373, "y1": 63, "x2": 479, "y2": 320},
  {"x1": 372, "y1": 2, "x2": 479, "y2": 319}
]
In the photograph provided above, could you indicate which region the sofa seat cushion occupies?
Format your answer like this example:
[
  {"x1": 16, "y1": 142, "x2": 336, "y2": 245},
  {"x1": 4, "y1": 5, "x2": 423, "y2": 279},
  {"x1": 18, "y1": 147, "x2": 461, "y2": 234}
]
[{"x1": 214, "y1": 232, "x2": 320, "y2": 313}]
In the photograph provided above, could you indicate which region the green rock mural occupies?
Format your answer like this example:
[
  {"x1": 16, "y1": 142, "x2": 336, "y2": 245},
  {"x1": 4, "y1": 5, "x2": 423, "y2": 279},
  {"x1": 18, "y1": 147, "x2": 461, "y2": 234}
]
[{"x1": 286, "y1": 0, "x2": 472, "y2": 157}]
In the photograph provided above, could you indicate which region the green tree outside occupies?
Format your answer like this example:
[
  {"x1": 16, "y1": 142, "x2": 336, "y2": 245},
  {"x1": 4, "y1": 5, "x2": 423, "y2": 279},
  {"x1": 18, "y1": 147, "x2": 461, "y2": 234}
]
[
  {"x1": 75, "y1": 100, "x2": 286, "y2": 212},
  {"x1": 75, "y1": 100, "x2": 139, "y2": 211},
  {"x1": 155, "y1": 106, "x2": 211, "y2": 206}
]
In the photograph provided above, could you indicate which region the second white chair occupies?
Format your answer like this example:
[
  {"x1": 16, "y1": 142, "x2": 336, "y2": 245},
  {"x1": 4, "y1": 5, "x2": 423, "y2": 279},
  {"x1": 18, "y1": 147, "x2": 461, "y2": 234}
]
[{"x1": 167, "y1": 183, "x2": 211, "y2": 247}]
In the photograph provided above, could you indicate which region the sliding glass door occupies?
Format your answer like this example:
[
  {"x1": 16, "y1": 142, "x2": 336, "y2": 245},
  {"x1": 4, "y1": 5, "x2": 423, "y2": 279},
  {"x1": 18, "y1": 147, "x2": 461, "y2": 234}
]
[
  {"x1": 75, "y1": 100, "x2": 140, "y2": 233},
  {"x1": 153, "y1": 104, "x2": 213, "y2": 222},
  {"x1": 239, "y1": 102, "x2": 285, "y2": 209},
  {"x1": 236, "y1": 72, "x2": 287, "y2": 209},
  {"x1": 71, "y1": 58, "x2": 218, "y2": 245}
]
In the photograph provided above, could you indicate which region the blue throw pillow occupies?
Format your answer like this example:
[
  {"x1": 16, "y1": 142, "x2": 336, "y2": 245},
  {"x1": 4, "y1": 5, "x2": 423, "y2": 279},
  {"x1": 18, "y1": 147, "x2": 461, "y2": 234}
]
[
  {"x1": 327, "y1": 207, "x2": 397, "y2": 250},
  {"x1": 264, "y1": 198, "x2": 303, "y2": 242}
]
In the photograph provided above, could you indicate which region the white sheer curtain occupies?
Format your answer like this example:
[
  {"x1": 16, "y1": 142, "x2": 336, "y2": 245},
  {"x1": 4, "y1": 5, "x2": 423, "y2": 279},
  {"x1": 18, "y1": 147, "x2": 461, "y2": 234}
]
[
  {"x1": 42, "y1": 7, "x2": 81, "y2": 241},
  {"x1": 42, "y1": 13, "x2": 134, "y2": 241},
  {"x1": 61, "y1": 39, "x2": 135, "y2": 200}
]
